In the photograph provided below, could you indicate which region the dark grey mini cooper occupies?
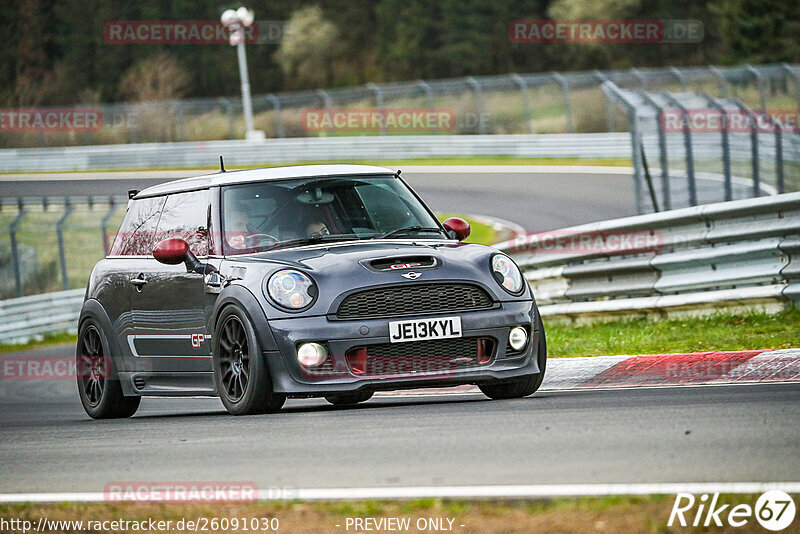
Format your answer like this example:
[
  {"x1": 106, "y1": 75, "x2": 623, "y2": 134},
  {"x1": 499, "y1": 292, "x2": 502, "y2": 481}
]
[{"x1": 77, "y1": 164, "x2": 546, "y2": 417}]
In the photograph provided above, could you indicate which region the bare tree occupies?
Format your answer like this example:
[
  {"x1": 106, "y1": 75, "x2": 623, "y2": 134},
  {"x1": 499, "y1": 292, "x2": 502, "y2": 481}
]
[
  {"x1": 119, "y1": 53, "x2": 190, "y2": 102},
  {"x1": 275, "y1": 6, "x2": 344, "y2": 88}
]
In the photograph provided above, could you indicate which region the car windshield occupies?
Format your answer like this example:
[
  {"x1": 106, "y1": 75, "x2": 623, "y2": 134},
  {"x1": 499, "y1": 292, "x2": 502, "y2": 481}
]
[{"x1": 221, "y1": 174, "x2": 444, "y2": 254}]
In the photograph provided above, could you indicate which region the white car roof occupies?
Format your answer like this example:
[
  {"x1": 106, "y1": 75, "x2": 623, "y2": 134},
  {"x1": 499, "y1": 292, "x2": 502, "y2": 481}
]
[{"x1": 134, "y1": 164, "x2": 397, "y2": 198}]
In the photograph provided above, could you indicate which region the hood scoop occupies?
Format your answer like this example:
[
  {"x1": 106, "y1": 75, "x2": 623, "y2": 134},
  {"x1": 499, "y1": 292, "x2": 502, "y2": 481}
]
[{"x1": 366, "y1": 255, "x2": 438, "y2": 272}]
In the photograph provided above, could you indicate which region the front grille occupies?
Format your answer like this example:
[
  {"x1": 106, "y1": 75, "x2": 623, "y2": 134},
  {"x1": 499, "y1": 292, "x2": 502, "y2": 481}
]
[
  {"x1": 347, "y1": 337, "x2": 495, "y2": 376},
  {"x1": 336, "y1": 283, "x2": 493, "y2": 319}
]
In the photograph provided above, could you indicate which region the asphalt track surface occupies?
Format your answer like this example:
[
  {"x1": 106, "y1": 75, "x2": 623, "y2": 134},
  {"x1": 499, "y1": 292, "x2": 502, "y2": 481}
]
[
  {"x1": 1, "y1": 167, "x2": 797, "y2": 495},
  {"x1": 0, "y1": 343, "x2": 798, "y2": 494},
  {"x1": 0, "y1": 167, "x2": 637, "y2": 231}
]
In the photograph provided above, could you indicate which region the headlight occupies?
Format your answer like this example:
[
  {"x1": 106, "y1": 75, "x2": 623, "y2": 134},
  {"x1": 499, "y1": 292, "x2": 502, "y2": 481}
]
[
  {"x1": 266, "y1": 269, "x2": 317, "y2": 310},
  {"x1": 491, "y1": 254, "x2": 524, "y2": 294}
]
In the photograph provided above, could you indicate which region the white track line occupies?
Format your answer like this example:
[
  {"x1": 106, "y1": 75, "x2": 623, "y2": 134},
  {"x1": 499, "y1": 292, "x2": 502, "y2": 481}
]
[{"x1": 2, "y1": 483, "x2": 799, "y2": 503}]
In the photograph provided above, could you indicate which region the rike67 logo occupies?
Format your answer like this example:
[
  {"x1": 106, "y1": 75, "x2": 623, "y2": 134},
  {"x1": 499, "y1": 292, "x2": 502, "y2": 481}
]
[{"x1": 669, "y1": 491, "x2": 796, "y2": 531}]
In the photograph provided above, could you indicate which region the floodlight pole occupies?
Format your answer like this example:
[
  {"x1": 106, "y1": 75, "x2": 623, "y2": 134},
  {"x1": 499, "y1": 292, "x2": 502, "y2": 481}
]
[
  {"x1": 235, "y1": 29, "x2": 256, "y2": 135},
  {"x1": 222, "y1": 7, "x2": 263, "y2": 140}
]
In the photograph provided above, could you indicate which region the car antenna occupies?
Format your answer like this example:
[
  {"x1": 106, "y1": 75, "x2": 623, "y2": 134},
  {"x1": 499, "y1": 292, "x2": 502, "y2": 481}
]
[
  {"x1": 219, "y1": 156, "x2": 226, "y2": 173},
  {"x1": 396, "y1": 169, "x2": 401, "y2": 176}
]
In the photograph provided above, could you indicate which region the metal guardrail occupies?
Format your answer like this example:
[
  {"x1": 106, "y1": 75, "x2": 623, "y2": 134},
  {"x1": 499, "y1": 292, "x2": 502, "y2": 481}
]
[
  {"x1": 0, "y1": 289, "x2": 84, "y2": 344},
  {"x1": 604, "y1": 81, "x2": 800, "y2": 214},
  {"x1": 3, "y1": 131, "x2": 798, "y2": 174},
  {"x1": 496, "y1": 192, "x2": 800, "y2": 318},
  {"x1": 0, "y1": 133, "x2": 634, "y2": 172},
  {"x1": 3, "y1": 63, "x2": 797, "y2": 147},
  {"x1": 2, "y1": 192, "x2": 798, "y2": 343}
]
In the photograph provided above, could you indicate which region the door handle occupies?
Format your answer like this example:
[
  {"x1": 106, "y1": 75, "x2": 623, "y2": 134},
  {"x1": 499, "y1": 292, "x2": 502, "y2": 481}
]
[{"x1": 130, "y1": 274, "x2": 147, "y2": 288}]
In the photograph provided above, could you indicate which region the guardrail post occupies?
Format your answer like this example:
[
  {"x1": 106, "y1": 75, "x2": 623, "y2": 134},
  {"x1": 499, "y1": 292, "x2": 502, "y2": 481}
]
[
  {"x1": 746, "y1": 65, "x2": 767, "y2": 110},
  {"x1": 602, "y1": 81, "x2": 644, "y2": 213},
  {"x1": 593, "y1": 71, "x2": 615, "y2": 132},
  {"x1": 551, "y1": 72, "x2": 574, "y2": 133},
  {"x1": 700, "y1": 93, "x2": 733, "y2": 201},
  {"x1": 775, "y1": 121, "x2": 784, "y2": 194},
  {"x1": 218, "y1": 97, "x2": 235, "y2": 139},
  {"x1": 57, "y1": 202, "x2": 75, "y2": 291},
  {"x1": 174, "y1": 100, "x2": 186, "y2": 141},
  {"x1": 631, "y1": 68, "x2": 648, "y2": 89},
  {"x1": 465, "y1": 77, "x2": 487, "y2": 134},
  {"x1": 416, "y1": 80, "x2": 435, "y2": 111},
  {"x1": 127, "y1": 105, "x2": 138, "y2": 143},
  {"x1": 661, "y1": 92, "x2": 697, "y2": 206},
  {"x1": 781, "y1": 63, "x2": 800, "y2": 111},
  {"x1": 101, "y1": 199, "x2": 119, "y2": 255},
  {"x1": 10, "y1": 206, "x2": 27, "y2": 297},
  {"x1": 416, "y1": 80, "x2": 436, "y2": 134},
  {"x1": 670, "y1": 67, "x2": 688, "y2": 91},
  {"x1": 639, "y1": 91, "x2": 672, "y2": 210},
  {"x1": 367, "y1": 83, "x2": 387, "y2": 136},
  {"x1": 83, "y1": 106, "x2": 93, "y2": 145},
  {"x1": 316, "y1": 89, "x2": 333, "y2": 136},
  {"x1": 709, "y1": 66, "x2": 730, "y2": 98},
  {"x1": 510, "y1": 74, "x2": 532, "y2": 134},
  {"x1": 266, "y1": 94, "x2": 285, "y2": 138},
  {"x1": 733, "y1": 99, "x2": 761, "y2": 197}
]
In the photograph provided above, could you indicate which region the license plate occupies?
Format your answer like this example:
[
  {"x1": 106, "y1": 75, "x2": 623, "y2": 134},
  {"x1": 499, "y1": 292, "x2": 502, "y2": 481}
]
[{"x1": 388, "y1": 316, "x2": 462, "y2": 343}]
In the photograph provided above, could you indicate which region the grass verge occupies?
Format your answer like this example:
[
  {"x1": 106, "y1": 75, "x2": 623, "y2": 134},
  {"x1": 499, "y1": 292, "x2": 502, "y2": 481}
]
[
  {"x1": 0, "y1": 332, "x2": 77, "y2": 354},
  {"x1": 3, "y1": 309, "x2": 797, "y2": 357},
  {"x1": 546, "y1": 308, "x2": 800, "y2": 357},
  {"x1": 0, "y1": 494, "x2": 783, "y2": 533}
]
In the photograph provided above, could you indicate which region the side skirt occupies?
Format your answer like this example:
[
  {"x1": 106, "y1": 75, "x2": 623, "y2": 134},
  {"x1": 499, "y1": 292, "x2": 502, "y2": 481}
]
[{"x1": 119, "y1": 372, "x2": 217, "y2": 397}]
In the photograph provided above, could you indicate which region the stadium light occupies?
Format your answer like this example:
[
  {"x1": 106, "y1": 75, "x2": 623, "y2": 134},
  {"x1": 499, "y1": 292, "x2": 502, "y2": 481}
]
[{"x1": 221, "y1": 7, "x2": 264, "y2": 140}]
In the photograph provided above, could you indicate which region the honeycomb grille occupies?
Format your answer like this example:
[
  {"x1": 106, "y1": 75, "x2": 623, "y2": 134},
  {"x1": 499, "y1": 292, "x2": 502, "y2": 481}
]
[
  {"x1": 336, "y1": 283, "x2": 493, "y2": 319},
  {"x1": 353, "y1": 337, "x2": 495, "y2": 376}
]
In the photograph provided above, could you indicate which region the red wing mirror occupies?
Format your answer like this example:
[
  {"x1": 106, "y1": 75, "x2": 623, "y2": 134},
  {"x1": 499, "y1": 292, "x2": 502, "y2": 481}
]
[
  {"x1": 443, "y1": 217, "x2": 471, "y2": 242},
  {"x1": 153, "y1": 238, "x2": 189, "y2": 265}
]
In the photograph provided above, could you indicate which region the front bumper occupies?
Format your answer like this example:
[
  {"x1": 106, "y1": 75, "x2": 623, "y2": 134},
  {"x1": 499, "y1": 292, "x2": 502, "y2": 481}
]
[{"x1": 261, "y1": 300, "x2": 542, "y2": 395}]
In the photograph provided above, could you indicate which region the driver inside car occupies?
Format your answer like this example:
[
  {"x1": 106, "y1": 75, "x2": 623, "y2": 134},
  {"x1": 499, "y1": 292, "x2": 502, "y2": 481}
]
[
  {"x1": 306, "y1": 220, "x2": 330, "y2": 239},
  {"x1": 226, "y1": 203, "x2": 257, "y2": 250}
]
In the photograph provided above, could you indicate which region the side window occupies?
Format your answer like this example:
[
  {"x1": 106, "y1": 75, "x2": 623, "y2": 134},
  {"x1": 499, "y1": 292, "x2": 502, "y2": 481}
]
[
  {"x1": 155, "y1": 190, "x2": 211, "y2": 256},
  {"x1": 110, "y1": 196, "x2": 166, "y2": 256}
]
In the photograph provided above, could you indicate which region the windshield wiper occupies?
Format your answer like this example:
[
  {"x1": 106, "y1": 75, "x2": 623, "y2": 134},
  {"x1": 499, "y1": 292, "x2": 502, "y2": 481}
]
[
  {"x1": 264, "y1": 234, "x2": 359, "y2": 251},
  {"x1": 373, "y1": 226, "x2": 444, "y2": 239}
]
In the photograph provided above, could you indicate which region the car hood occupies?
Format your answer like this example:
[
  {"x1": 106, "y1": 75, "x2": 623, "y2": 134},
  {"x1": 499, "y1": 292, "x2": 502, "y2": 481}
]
[{"x1": 224, "y1": 239, "x2": 529, "y2": 319}]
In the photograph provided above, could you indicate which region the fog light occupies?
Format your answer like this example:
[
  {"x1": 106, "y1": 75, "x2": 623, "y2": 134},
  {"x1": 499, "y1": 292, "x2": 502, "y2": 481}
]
[
  {"x1": 297, "y1": 342, "x2": 328, "y2": 367},
  {"x1": 508, "y1": 326, "x2": 528, "y2": 352}
]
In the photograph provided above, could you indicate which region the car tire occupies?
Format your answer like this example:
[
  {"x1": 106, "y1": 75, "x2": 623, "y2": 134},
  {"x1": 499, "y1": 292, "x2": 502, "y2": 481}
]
[
  {"x1": 479, "y1": 315, "x2": 547, "y2": 400},
  {"x1": 77, "y1": 319, "x2": 141, "y2": 419},
  {"x1": 324, "y1": 391, "x2": 374, "y2": 405},
  {"x1": 213, "y1": 305, "x2": 286, "y2": 415}
]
